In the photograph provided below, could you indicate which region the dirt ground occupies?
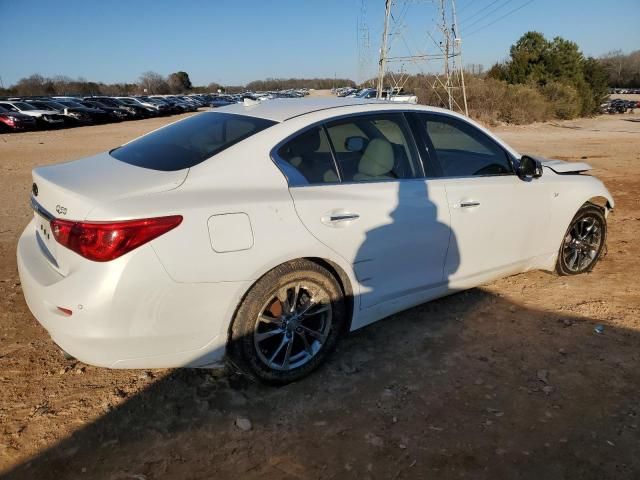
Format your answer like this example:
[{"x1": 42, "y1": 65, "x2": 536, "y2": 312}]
[{"x1": 1, "y1": 109, "x2": 639, "y2": 480}]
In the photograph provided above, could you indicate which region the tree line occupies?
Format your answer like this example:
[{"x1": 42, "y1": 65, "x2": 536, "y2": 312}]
[
  {"x1": 0, "y1": 71, "x2": 355, "y2": 97},
  {"x1": 599, "y1": 50, "x2": 640, "y2": 88}
]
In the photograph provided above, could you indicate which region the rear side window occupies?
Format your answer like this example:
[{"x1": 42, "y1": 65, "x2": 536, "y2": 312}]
[
  {"x1": 325, "y1": 114, "x2": 421, "y2": 182},
  {"x1": 111, "y1": 112, "x2": 275, "y2": 171},
  {"x1": 275, "y1": 127, "x2": 339, "y2": 185}
]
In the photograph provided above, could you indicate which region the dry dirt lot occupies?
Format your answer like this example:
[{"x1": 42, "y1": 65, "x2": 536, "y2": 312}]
[{"x1": 1, "y1": 110, "x2": 639, "y2": 480}]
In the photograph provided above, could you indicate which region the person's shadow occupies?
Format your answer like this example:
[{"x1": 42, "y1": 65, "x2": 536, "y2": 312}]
[{"x1": 353, "y1": 177, "x2": 459, "y2": 313}]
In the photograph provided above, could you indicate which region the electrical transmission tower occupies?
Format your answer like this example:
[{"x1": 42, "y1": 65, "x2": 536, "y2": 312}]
[
  {"x1": 357, "y1": 0, "x2": 374, "y2": 86},
  {"x1": 375, "y1": 0, "x2": 468, "y2": 115}
]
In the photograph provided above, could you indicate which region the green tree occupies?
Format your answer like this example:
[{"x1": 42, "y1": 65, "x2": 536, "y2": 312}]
[
  {"x1": 505, "y1": 31, "x2": 550, "y2": 84},
  {"x1": 167, "y1": 71, "x2": 192, "y2": 93},
  {"x1": 489, "y1": 31, "x2": 609, "y2": 116}
]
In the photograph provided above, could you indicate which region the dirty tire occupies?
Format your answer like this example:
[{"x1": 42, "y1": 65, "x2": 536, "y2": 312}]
[
  {"x1": 229, "y1": 260, "x2": 346, "y2": 384},
  {"x1": 556, "y1": 204, "x2": 607, "y2": 276}
]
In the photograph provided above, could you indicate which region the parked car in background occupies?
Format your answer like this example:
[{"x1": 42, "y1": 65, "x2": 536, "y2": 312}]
[
  {"x1": 164, "y1": 95, "x2": 197, "y2": 112},
  {"x1": 53, "y1": 99, "x2": 115, "y2": 123},
  {"x1": 84, "y1": 97, "x2": 156, "y2": 118},
  {"x1": 79, "y1": 100, "x2": 133, "y2": 120},
  {"x1": 351, "y1": 87, "x2": 418, "y2": 103},
  {"x1": 26, "y1": 99, "x2": 94, "y2": 126},
  {"x1": 208, "y1": 96, "x2": 236, "y2": 107},
  {"x1": 147, "y1": 96, "x2": 184, "y2": 113},
  {"x1": 0, "y1": 104, "x2": 37, "y2": 132},
  {"x1": 117, "y1": 96, "x2": 170, "y2": 115},
  {"x1": 18, "y1": 99, "x2": 613, "y2": 384},
  {"x1": 0, "y1": 101, "x2": 65, "y2": 128}
]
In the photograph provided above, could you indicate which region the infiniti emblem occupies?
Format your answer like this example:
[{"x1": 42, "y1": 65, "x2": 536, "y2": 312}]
[{"x1": 32, "y1": 183, "x2": 38, "y2": 197}]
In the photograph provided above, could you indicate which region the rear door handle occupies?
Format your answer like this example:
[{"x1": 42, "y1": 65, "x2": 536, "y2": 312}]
[
  {"x1": 459, "y1": 201, "x2": 480, "y2": 208},
  {"x1": 321, "y1": 210, "x2": 360, "y2": 227},
  {"x1": 329, "y1": 213, "x2": 360, "y2": 222}
]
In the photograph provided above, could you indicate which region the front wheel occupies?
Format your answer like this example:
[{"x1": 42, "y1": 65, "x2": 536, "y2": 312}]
[
  {"x1": 556, "y1": 204, "x2": 607, "y2": 275},
  {"x1": 229, "y1": 260, "x2": 346, "y2": 384}
]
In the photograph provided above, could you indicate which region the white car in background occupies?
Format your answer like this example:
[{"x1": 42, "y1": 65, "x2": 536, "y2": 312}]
[
  {"x1": 0, "y1": 101, "x2": 66, "y2": 128},
  {"x1": 17, "y1": 99, "x2": 613, "y2": 383}
]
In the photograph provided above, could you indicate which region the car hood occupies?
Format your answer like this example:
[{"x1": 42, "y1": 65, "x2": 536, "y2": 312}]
[
  {"x1": 72, "y1": 106, "x2": 104, "y2": 113},
  {"x1": 531, "y1": 156, "x2": 593, "y2": 174},
  {"x1": 22, "y1": 109, "x2": 59, "y2": 115}
]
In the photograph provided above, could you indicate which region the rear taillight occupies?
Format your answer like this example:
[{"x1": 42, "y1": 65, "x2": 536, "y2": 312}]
[{"x1": 50, "y1": 215, "x2": 182, "y2": 262}]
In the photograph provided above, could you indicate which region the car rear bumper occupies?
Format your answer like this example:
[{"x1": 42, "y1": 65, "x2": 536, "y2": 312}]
[{"x1": 17, "y1": 219, "x2": 249, "y2": 368}]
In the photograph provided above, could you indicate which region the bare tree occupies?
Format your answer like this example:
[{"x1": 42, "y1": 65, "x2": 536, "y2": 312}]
[
  {"x1": 138, "y1": 71, "x2": 170, "y2": 94},
  {"x1": 600, "y1": 50, "x2": 640, "y2": 87},
  {"x1": 14, "y1": 74, "x2": 55, "y2": 96}
]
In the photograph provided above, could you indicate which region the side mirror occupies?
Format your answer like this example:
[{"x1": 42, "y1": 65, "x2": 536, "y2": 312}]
[
  {"x1": 345, "y1": 136, "x2": 367, "y2": 152},
  {"x1": 518, "y1": 155, "x2": 543, "y2": 180}
]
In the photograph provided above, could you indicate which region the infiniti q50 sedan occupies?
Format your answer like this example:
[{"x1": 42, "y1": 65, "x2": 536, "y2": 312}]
[{"x1": 17, "y1": 98, "x2": 614, "y2": 383}]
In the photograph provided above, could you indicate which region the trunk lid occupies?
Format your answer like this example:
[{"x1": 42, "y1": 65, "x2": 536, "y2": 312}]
[{"x1": 30, "y1": 152, "x2": 187, "y2": 275}]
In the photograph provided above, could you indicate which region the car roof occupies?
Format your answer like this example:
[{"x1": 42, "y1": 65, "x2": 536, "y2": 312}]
[{"x1": 215, "y1": 98, "x2": 404, "y2": 122}]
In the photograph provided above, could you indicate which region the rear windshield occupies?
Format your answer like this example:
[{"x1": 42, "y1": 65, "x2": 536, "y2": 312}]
[{"x1": 110, "y1": 112, "x2": 276, "y2": 171}]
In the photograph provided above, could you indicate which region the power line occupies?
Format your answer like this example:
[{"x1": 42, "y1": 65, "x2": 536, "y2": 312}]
[
  {"x1": 456, "y1": 0, "x2": 478, "y2": 14},
  {"x1": 459, "y1": 0, "x2": 504, "y2": 24},
  {"x1": 465, "y1": 0, "x2": 536, "y2": 37},
  {"x1": 466, "y1": 0, "x2": 536, "y2": 37},
  {"x1": 462, "y1": 0, "x2": 517, "y2": 31}
]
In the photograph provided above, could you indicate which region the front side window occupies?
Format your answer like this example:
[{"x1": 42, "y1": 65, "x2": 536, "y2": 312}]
[
  {"x1": 325, "y1": 113, "x2": 421, "y2": 183},
  {"x1": 419, "y1": 114, "x2": 513, "y2": 177},
  {"x1": 111, "y1": 112, "x2": 275, "y2": 171}
]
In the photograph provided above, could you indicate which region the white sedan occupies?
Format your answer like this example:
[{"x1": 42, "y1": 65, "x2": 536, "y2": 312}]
[{"x1": 17, "y1": 99, "x2": 613, "y2": 383}]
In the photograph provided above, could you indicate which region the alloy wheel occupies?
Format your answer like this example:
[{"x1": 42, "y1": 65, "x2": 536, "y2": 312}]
[
  {"x1": 253, "y1": 282, "x2": 333, "y2": 371},
  {"x1": 562, "y1": 214, "x2": 604, "y2": 273}
]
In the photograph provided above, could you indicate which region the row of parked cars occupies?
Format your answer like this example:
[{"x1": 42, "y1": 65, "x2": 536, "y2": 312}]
[
  {"x1": 332, "y1": 86, "x2": 418, "y2": 103},
  {"x1": 0, "y1": 94, "x2": 233, "y2": 133},
  {"x1": 600, "y1": 98, "x2": 639, "y2": 114},
  {"x1": 610, "y1": 88, "x2": 640, "y2": 95},
  {"x1": 0, "y1": 90, "x2": 314, "y2": 133}
]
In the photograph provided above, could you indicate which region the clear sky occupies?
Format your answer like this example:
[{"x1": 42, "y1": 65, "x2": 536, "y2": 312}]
[{"x1": 1, "y1": 0, "x2": 638, "y2": 87}]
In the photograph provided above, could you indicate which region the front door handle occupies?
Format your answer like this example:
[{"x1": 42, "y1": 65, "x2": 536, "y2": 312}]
[{"x1": 459, "y1": 201, "x2": 480, "y2": 208}]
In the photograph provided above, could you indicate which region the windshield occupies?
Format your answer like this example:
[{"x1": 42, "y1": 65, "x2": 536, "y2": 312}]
[
  {"x1": 110, "y1": 112, "x2": 276, "y2": 171},
  {"x1": 98, "y1": 98, "x2": 118, "y2": 106},
  {"x1": 356, "y1": 89, "x2": 374, "y2": 98},
  {"x1": 12, "y1": 102, "x2": 37, "y2": 111},
  {"x1": 45, "y1": 101, "x2": 67, "y2": 110},
  {"x1": 58, "y1": 101, "x2": 85, "y2": 108}
]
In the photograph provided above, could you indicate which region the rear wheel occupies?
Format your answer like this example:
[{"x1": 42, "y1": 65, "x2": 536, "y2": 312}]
[
  {"x1": 556, "y1": 204, "x2": 607, "y2": 275},
  {"x1": 229, "y1": 260, "x2": 346, "y2": 384}
]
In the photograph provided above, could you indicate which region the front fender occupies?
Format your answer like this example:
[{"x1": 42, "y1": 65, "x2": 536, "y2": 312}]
[{"x1": 543, "y1": 173, "x2": 614, "y2": 267}]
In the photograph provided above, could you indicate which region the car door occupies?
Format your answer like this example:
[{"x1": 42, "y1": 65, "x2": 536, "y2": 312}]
[
  {"x1": 411, "y1": 112, "x2": 551, "y2": 285},
  {"x1": 273, "y1": 113, "x2": 452, "y2": 311}
]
